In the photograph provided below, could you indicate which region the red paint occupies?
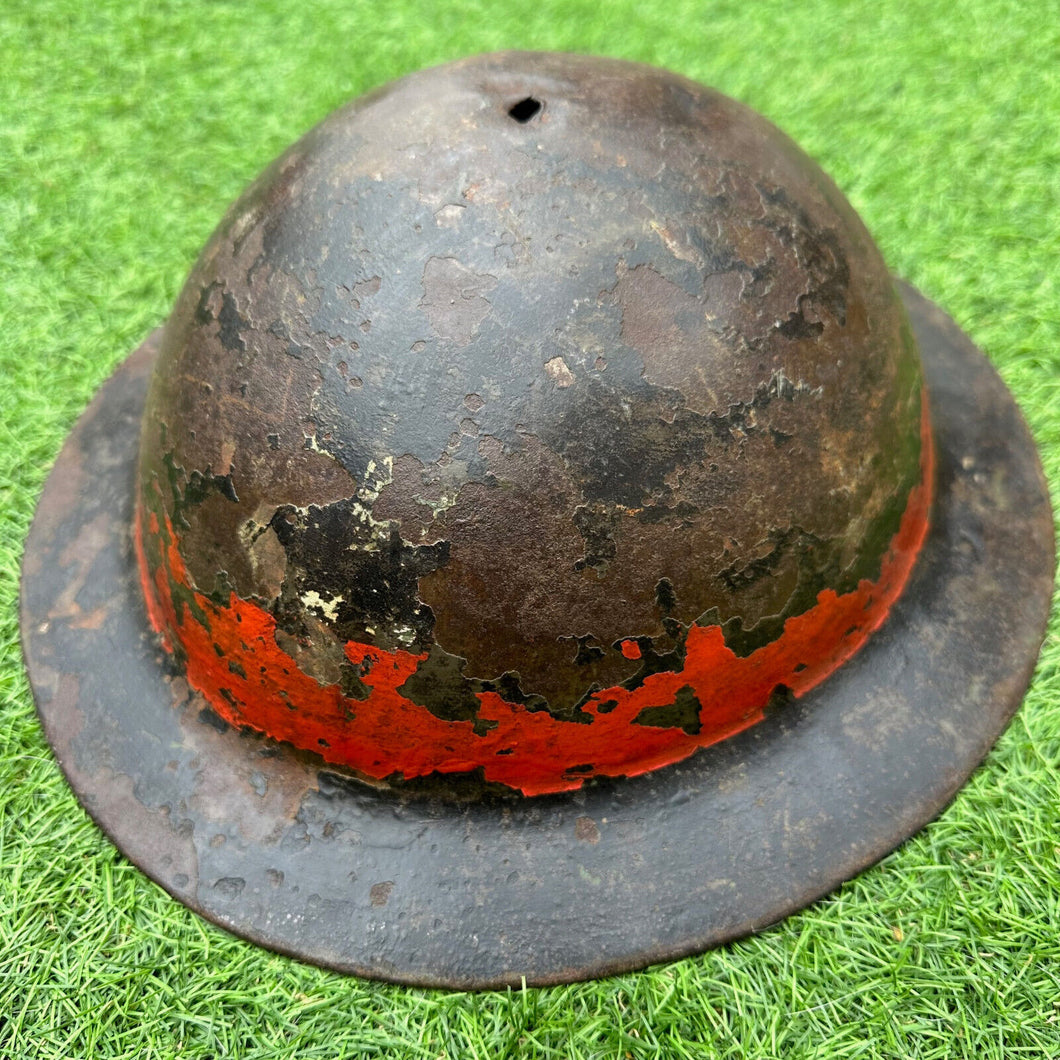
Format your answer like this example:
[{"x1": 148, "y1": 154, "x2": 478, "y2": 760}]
[{"x1": 136, "y1": 398, "x2": 934, "y2": 796}]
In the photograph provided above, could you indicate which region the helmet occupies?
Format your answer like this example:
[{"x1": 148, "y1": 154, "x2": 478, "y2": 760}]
[{"x1": 22, "y1": 52, "x2": 1054, "y2": 987}]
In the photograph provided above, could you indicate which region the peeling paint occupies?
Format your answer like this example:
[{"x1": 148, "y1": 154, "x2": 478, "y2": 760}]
[
  {"x1": 135, "y1": 397, "x2": 932, "y2": 795},
  {"x1": 132, "y1": 50, "x2": 933, "y2": 797},
  {"x1": 544, "y1": 356, "x2": 575, "y2": 388}
]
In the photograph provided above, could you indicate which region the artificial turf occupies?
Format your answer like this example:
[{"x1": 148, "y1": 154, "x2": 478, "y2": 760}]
[{"x1": 2, "y1": 0, "x2": 1059, "y2": 1056}]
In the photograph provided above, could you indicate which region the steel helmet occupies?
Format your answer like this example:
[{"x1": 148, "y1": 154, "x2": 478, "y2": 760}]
[{"x1": 22, "y1": 52, "x2": 1054, "y2": 988}]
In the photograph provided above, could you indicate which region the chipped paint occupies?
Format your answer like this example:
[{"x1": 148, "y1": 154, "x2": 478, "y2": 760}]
[
  {"x1": 133, "y1": 50, "x2": 936, "y2": 798},
  {"x1": 544, "y1": 356, "x2": 575, "y2": 388},
  {"x1": 301, "y1": 589, "x2": 343, "y2": 622},
  {"x1": 135, "y1": 397, "x2": 932, "y2": 795}
]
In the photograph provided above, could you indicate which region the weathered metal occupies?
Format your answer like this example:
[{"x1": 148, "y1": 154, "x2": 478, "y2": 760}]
[
  {"x1": 20, "y1": 52, "x2": 1054, "y2": 988},
  {"x1": 135, "y1": 52, "x2": 930, "y2": 796}
]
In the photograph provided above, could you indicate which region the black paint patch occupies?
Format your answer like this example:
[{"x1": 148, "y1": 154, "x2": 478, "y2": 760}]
[
  {"x1": 203, "y1": 569, "x2": 237, "y2": 608},
  {"x1": 551, "y1": 368, "x2": 824, "y2": 519},
  {"x1": 616, "y1": 631, "x2": 689, "y2": 693},
  {"x1": 764, "y1": 683, "x2": 796, "y2": 717},
  {"x1": 338, "y1": 662, "x2": 372, "y2": 701},
  {"x1": 637, "y1": 500, "x2": 701, "y2": 525},
  {"x1": 316, "y1": 769, "x2": 368, "y2": 799},
  {"x1": 777, "y1": 307, "x2": 825, "y2": 340},
  {"x1": 558, "y1": 685, "x2": 605, "y2": 725},
  {"x1": 269, "y1": 498, "x2": 449, "y2": 652},
  {"x1": 551, "y1": 384, "x2": 708, "y2": 510},
  {"x1": 195, "y1": 282, "x2": 249, "y2": 353},
  {"x1": 709, "y1": 460, "x2": 920, "y2": 658},
  {"x1": 633, "y1": 684, "x2": 703, "y2": 734},
  {"x1": 197, "y1": 705, "x2": 230, "y2": 733},
  {"x1": 655, "y1": 577, "x2": 677, "y2": 614},
  {"x1": 397, "y1": 646, "x2": 497, "y2": 735},
  {"x1": 161, "y1": 450, "x2": 239, "y2": 530},
  {"x1": 719, "y1": 526, "x2": 807, "y2": 596},
  {"x1": 561, "y1": 634, "x2": 607, "y2": 666},
  {"x1": 474, "y1": 671, "x2": 549, "y2": 715},
  {"x1": 217, "y1": 291, "x2": 249, "y2": 353},
  {"x1": 755, "y1": 182, "x2": 851, "y2": 334}
]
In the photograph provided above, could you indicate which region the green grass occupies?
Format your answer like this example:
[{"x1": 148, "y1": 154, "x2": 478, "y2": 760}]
[{"x1": 2, "y1": 1, "x2": 1059, "y2": 1056}]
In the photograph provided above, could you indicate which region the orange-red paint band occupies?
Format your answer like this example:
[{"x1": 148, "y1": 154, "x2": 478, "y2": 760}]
[{"x1": 136, "y1": 397, "x2": 935, "y2": 796}]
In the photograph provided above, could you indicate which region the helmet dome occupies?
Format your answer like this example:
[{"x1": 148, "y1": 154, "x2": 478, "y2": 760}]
[{"x1": 134, "y1": 52, "x2": 932, "y2": 797}]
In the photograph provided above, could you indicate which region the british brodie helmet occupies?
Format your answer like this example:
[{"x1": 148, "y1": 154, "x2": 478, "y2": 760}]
[{"x1": 21, "y1": 53, "x2": 1055, "y2": 988}]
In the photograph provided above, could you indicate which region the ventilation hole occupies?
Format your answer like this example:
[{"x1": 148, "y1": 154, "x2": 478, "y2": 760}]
[{"x1": 508, "y1": 96, "x2": 543, "y2": 123}]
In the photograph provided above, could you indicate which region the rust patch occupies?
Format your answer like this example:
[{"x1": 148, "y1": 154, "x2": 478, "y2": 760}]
[
  {"x1": 370, "y1": 881, "x2": 395, "y2": 907},
  {"x1": 574, "y1": 816, "x2": 601, "y2": 843}
]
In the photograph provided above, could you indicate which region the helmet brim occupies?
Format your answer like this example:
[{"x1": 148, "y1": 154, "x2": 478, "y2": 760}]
[{"x1": 20, "y1": 282, "x2": 1055, "y2": 989}]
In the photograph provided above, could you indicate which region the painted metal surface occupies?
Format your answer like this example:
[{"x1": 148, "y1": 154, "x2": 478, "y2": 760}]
[
  {"x1": 20, "y1": 287, "x2": 1055, "y2": 987},
  {"x1": 133, "y1": 53, "x2": 933, "y2": 795}
]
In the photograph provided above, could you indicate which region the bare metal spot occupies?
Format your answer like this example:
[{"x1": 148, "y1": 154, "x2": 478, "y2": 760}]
[
  {"x1": 420, "y1": 257, "x2": 497, "y2": 347},
  {"x1": 373, "y1": 453, "x2": 440, "y2": 538},
  {"x1": 274, "y1": 612, "x2": 352, "y2": 688},
  {"x1": 71, "y1": 608, "x2": 107, "y2": 631},
  {"x1": 435, "y1": 203, "x2": 466, "y2": 228},
  {"x1": 616, "y1": 264, "x2": 724, "y2": 412},
  {"x1": 841, "y1": 687, "x2": 917, "y2": 752},
  {"x1": 246, "y1": 519, "x2": 287, "y2": 600},
  {"x1": 544, "y1": 356, "x2": 575, "y2": 388},
  {"x1": 353, "y1": 276, "x2": 381, "y2": 300},
  {"x1": 464, "y1": 392, "x2": 485, "y2": 412},
  {"x1": 649, "y1": 220, "x2": 699, "y2": 264}
]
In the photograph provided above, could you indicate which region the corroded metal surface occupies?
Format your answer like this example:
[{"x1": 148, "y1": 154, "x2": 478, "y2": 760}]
[
  {"x1": 134, "y1": 53, "x2": 931, "y2": 795},
  {"x1": 20, "y1": 288, "x2": 1055, "y2": 987}
]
